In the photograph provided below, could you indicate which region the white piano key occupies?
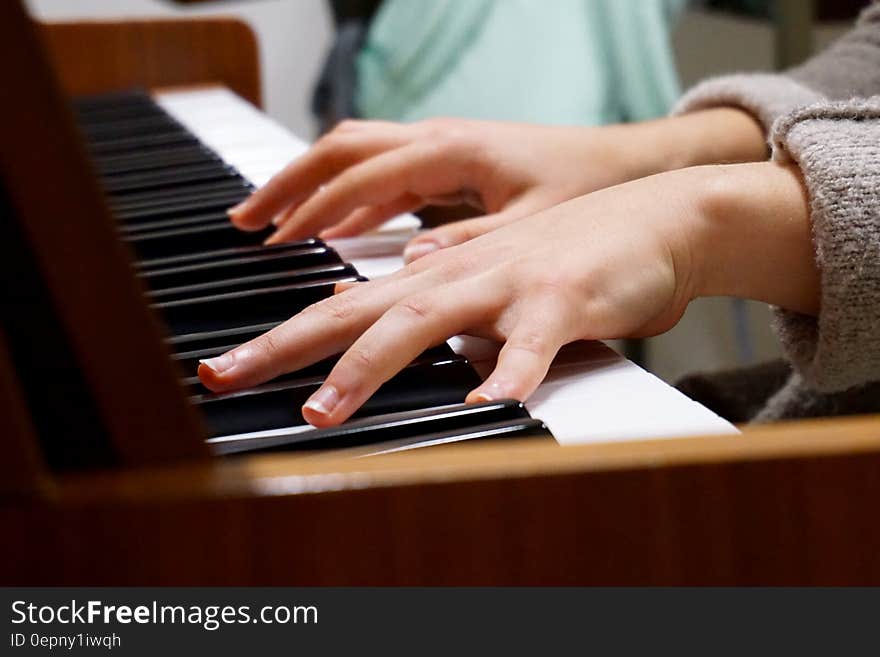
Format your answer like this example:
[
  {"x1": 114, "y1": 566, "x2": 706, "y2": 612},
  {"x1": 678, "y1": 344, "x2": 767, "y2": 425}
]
[{"x1": 155, "y1": 87, "x2": 738, "y2": 444}]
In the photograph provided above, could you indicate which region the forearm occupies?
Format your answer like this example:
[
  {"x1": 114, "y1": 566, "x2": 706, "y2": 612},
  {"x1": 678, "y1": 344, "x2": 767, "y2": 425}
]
[
  {"x1": 688, "y1": 161, "x2": 819, "y2": 315},
  {"x1": 583, "y1": 108, "x2": 768, "y2": 188},
  {"x1": 627, "y1": 108, "x2": 768, "y2": 173}
]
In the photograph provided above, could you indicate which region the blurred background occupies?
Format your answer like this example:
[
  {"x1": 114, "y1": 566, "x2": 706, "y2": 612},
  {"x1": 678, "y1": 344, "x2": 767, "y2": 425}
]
[{"x1": 24, "y1": 0, "x2": 868, "y2": 385}]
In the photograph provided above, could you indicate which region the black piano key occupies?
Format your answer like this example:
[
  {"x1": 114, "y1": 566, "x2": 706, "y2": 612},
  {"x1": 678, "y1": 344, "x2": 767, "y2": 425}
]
[
  {"x1": 101, "y1": 163, "x2": 239, "y2": 196},
  {"x1": 73, "y1": 94, "x2": 166, "y2": 131},
  {"x1": 79, "y1": 110, "x2": 176, "y2": 128},
  {"x1": 351, "y1": 418, "x2": 553, "y2": 456},
  {"x1": 118, "y1": 211, "x2": 233, "y2": 235},
  {"x1": 137, "y1": 237, "x2": 324, "y2": 271},
  {"x1": 113, "y1": 189, "x2": 251, "y2": 223},
  {"x1": 79, "y1": 115, "x2": 181, "y2": 142},
  {"x1": 86, "y1": 127, "x2": 188, "y2": 146},
  {"x1": 79, "y1": 99, "x2": 164, "y2": 112},
  {"x1": 74, "y1": 102, "x2": 159, "y2": 123},
  {"x1": 110, "y1": 178, "x2": 250, "y2": 212},
  {"x1": 229, "y1": 418, "x2": 553, "y2": 457},
  {"x1": 139, "y1": 245, "x2": 341, "y2": 290},
  {"x1": 211, "y1": 399, "x2": 533, "y2": 454},
  {"x1": 88, "y1": 131, "x2": 199, "y2": 156},
  {"x1": 153, "y1": 277, "x2": 359, "y2": 335},
  {"x1": 148, "y1": 263, "x2": 358, "y2": 303},
  {"x1": 93, "y1": 145, "x2": 219, "y2": 176},
  {"x1": 223, "y1": 417, "x2": 552, "y2": 457},
  {"x1": 72, "y1": 89, "x2": 154, "y2": 110},
  {"x1": 367, "y1": 418, "x2": 554, "y2": 456},
  {"x1": 126, "y1": 220, "x2": 272, "y2": 260},
  {"x1": 167, "y1": 322, "x2": 284, "y2": 353},
  {"x1": 193, "y1": 358, "x2": 484, "y2": 438},
  {"x1": 76, "y1": 105, "x2": 170, "y2": 126}
]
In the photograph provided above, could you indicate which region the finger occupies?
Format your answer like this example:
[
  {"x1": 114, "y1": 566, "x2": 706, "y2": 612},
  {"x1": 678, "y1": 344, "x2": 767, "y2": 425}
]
[
  {"x1": 402, "y1": 212, "x2": 511, "y2": 263},
  {"x1": 402, "y1": 192, "x2": 560, "y2": 262},
  {"x1": 466, "y1": 307, "x2": 570, "y2": 404},
  {"x1": 332, "y1": 118, "x2": 403, "y2": 133},
  {"x1": 228, "y1": 127, "x2": 409, "y2": 231},
  {"x1": 318, "y1": 193, "x2": 423, "y2": 239},
  {"x1": 197, "y1": 269, "x2": 434, "y2": 392},
  {"x1": 265, "y1": 140, "x2": 475, "y2": 245},
  {"x1": 266, "y1": 182, "x2": 330, "y2": 230},
  {"x1": 333, "y1": 280, "x2": 363, "y2": 294},
  {"x1": 302, "y1": 277, "x2": 504, "y2": 426}
]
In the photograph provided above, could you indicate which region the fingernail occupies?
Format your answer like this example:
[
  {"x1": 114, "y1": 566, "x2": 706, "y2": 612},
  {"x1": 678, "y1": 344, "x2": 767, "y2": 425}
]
[
  {"x1": 227, "y1": 200, "x2": 248, "y2": 217},
  {"x1": 471, "y1": 381, "x2": 506, "y2": 402},
  {"x1": 303, "y1": 384, "x2": 340, "y2": 416},
  {"x1": 403, "y1": 241, "x2": 438, "y2": 263},
  {"x1": 333, "y1": 280, "x2": 360, "y2": 294},
  {"x1": 199, "y1": 352, "x2": 236, "y2": 375}
]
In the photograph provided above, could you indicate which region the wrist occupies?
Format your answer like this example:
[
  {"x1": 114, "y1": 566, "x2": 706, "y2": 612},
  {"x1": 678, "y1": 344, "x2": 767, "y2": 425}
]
[
  {"x1": 564, "y1": 108, "x2": 766, "y2": 195},
  {"x1": 610, "y1": 108, "x2": 768, "y2": 179},
  {"x1": 689, "y1": 161, "x2": 819, "y2": 315}
]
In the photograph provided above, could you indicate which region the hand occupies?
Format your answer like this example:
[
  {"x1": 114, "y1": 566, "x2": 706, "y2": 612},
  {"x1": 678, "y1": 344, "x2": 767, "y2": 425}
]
[
  {"x1": 227, "y1": 109, "x2": 767, "y2": 263},
  {"x1": 201, "y1": 168, "x2": 712, "y2": 427},
  {"x1": 201, "y1": 162, "x2": 817, "y2": 428},
  {"x1": 229, "y1": 118, "x2": 643, "y2": 259}
]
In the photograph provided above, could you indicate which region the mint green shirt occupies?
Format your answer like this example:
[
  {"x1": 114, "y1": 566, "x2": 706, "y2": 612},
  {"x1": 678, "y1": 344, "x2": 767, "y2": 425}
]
[{"x1": 356, "y1": 0, "x2": 684, "y2": 126}]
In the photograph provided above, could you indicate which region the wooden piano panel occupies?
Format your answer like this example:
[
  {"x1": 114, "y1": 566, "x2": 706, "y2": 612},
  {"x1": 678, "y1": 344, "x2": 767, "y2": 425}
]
[
  {"x1": 0, "y1": 329, "x2": 47, "y2": 498},
  {"x1": 40, "y1": 18, "x2": 262, "y2": 108},
  {"x1": 0, "y1": 1, "x2": 207, "y2": 468},
  {"x1": 4, "y1": 417, "x2": 880, "y2": 585}
]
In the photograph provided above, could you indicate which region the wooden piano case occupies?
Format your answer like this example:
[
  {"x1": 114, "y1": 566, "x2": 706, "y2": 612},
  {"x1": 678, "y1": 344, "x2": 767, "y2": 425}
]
[{"x1": 3, "y1": 1, "x2": 880, "y2": 585}]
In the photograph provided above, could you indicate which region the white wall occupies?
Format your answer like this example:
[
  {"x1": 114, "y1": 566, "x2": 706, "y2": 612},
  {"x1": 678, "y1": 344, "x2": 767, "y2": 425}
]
[{"x1": 674, "y1": 8, "x2": 849, "y2": 88}]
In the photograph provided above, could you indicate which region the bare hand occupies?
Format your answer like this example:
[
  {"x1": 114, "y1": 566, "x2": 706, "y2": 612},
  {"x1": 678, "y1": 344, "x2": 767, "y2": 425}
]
[
  {"x1": 227, "y1": 109, "x2": 767, "y2": 262},
  {"x1": 202, "y1": 170, "x2": 707, "y2": 426},
  {"x1": 230, "y1": 119, "x2": 653, "y2": 261}
]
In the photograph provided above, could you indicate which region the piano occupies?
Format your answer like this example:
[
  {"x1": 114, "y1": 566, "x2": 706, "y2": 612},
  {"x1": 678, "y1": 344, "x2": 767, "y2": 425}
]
[
  {"x1": 46, "y1": 78, "x2": 738, "y2": 457},
  {"x1": 4, "y1": 1, "x2": 880, "y2": 585}
]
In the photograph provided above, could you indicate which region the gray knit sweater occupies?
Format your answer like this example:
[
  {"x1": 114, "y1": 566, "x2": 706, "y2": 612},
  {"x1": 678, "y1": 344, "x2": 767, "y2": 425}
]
[{"x1": 673, "y1": 1, "x2": 880, "y2": 422}]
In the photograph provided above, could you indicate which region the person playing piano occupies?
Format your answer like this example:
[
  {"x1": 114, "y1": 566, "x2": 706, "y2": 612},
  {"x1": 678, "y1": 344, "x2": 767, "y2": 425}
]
[{"x1": 200, "y1": 2, "x2": 880, "y2": 427}]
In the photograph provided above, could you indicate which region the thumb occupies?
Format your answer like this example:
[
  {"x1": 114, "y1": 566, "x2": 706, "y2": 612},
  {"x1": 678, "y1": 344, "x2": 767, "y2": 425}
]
[{"x1": 402, "y1": 212, "x2": 512, "y2": 264}]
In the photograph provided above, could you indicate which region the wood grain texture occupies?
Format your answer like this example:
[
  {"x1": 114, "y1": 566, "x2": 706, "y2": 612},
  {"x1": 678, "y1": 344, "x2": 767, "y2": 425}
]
[
  {"x1": 4, "y1": 415, "x2": 880, "y2": 585},
  {"x1": 39, "y1": 18, "x2": 261, "y2": 107}
]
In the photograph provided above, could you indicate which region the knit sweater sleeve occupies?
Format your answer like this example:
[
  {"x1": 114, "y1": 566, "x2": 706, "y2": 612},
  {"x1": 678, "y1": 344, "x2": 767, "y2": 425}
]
[
  {"x1": 767, "y1": 98, "x2": 880, "y2": 393},
  {"x1": 669, "y1": 3, "x2": 880, "y2": 401},
  {"x1": 672, "y1": 2, "x2": 880, "y2": 132}
]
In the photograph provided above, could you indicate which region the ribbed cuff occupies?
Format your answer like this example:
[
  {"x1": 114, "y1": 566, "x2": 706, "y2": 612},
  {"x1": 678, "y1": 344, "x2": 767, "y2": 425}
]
[
  {"x1": 769, "y1": 97, "x2": 880, "y2": 392},
  {"x1": 672, "y1": 73, "x2": 825, "y2": 134}
]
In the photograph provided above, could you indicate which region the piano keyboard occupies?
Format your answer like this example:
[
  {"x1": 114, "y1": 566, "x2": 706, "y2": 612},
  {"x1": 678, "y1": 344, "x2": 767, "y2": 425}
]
[
  {"x1": 73, "y1": 90, "x2": 556, "y2": 455},
  {"x1": 74, "y1": 86, "x2": 736, "y2": 450}
]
